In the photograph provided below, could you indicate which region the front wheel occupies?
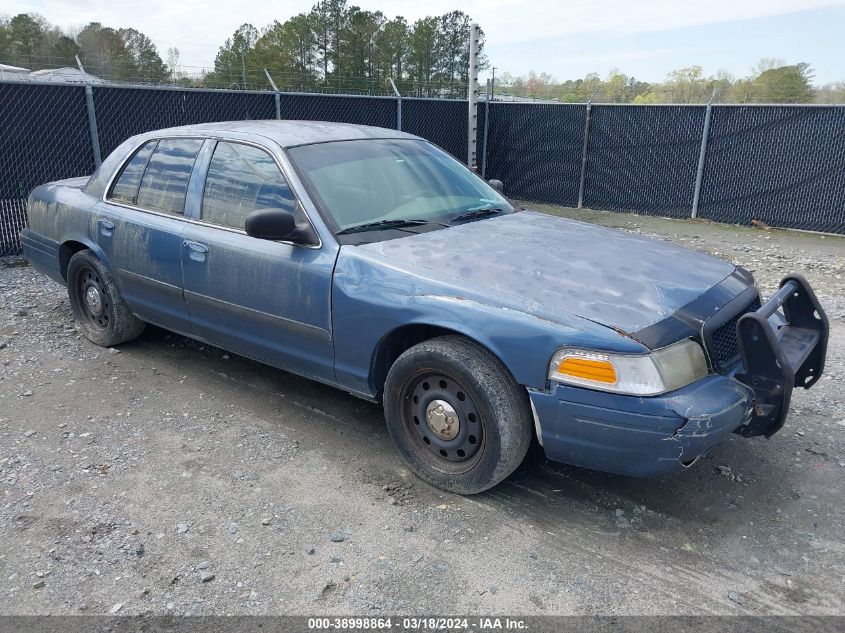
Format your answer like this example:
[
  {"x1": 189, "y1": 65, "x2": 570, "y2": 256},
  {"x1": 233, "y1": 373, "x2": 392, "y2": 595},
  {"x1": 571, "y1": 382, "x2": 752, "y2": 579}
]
[
  {"x1": 66, "y1": 250, "x2": 145, "y2": 347},
  {"x1": 383, "y1": 336, "x2": 533, "y2": 494}
]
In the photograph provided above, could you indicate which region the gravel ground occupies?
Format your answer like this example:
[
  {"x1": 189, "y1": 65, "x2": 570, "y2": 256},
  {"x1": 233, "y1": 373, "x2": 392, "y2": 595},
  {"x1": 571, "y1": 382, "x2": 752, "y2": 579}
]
[{"x1": 0, "y1": 205, "x2": 843, "y2": 616}]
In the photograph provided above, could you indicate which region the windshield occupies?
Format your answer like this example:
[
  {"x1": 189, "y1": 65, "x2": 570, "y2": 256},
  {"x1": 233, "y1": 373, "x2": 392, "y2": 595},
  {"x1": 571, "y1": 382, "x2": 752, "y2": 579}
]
[{"x1": 287, "y1": 139, "x2": 514, "y2": 234}]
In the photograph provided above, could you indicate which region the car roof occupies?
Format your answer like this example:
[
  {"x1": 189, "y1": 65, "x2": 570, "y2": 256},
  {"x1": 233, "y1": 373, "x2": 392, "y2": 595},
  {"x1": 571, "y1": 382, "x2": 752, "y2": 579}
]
[{"x1": 136, "y1": 120, "x2": 421, "y2": 148}]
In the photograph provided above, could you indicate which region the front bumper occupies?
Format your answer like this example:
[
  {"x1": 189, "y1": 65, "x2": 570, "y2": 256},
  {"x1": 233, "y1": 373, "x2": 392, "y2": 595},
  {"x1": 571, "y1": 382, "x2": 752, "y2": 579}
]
[
  {"x1": 530, "y1": 273, "x2": 829, "y2": 477},
  {"x1": 530, "y1": 376, "x2": 755, "y2": 476}
]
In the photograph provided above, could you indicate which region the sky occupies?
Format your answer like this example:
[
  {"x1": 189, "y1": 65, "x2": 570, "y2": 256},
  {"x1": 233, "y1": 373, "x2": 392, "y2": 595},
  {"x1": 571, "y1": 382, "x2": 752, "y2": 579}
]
[{"x1": 6, "y1": 0, "x2": 845, "y2": 84}]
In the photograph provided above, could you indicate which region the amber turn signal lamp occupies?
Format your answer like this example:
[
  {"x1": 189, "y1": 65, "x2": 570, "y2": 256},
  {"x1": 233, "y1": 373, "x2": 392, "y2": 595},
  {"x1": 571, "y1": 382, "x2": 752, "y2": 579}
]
[{"x1": 556, "y1": 357, "x2": 617, "y2": 384}]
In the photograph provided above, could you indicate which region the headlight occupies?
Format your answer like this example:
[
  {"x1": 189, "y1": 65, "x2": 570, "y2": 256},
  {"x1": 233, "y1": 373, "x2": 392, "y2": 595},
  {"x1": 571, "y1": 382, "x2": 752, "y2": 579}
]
[{"x1": 549, "y1": 339, "x2": 709, "y2": 396}]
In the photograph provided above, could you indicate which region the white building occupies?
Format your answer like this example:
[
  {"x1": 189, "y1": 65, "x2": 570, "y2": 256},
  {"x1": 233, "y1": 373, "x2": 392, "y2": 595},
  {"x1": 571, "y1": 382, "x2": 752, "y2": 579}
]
[
  {"x1": 0, "y1": 63, "x2": 31, "y2": 81},
  {"x1": 28, "y1": 67, "x2": 106, "y2": 84}
]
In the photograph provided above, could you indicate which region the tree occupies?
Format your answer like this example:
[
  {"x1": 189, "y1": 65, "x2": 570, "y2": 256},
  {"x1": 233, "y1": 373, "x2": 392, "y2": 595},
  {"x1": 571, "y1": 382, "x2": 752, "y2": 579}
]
[
  {"x1": 343, "y1": 7, "x2": 385, "y2": 91},
  {"x1": 751, "y1": 62, "x2": 814, "y2": 103},
  {"x1": 379, "y1": 17, "x2": 408, "y2": 85},
  {"x1": 407, "y1": 16, "x2": 438, "y2": 94},
  {"x1": 252, "y1": 16, "x2": 317, "y2": 90},
  {"x1": 816, "y1": 81, "x2": 845, "y2": 104},
  {"x1": 77, "y1": 22, "x2": 137, "y2": 79},
  {"x1": 664, "y1": 66, "x2": 709, "y2": 103},
  {"x1": 309, "y1": 1, "x2": 332, "y2": 83},
  {"x1": 437, "y1": 11, "x2": 471, "y2": 82},
  {"x1": 167, "y1": 47, "x2": 180, "y2": 81},
  {"x1": 284, "y1": 14, "x2": 318, "y2": 85},
  {"x1": 120, "y1": 28, "x2": 168, "y2": 82},
  {"x1": 210, "y1": 23, "x2": 259, "y2": 87},
  {"x1": 7, "y1": 13, "x2": 46, "y2": 65},
  {"x1": 51, "y1": 35, "x2": 80, "y2": 67}
]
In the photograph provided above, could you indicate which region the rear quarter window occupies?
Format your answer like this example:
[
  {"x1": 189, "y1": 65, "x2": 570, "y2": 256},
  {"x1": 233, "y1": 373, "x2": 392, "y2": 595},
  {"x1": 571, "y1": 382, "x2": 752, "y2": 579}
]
[
  {"x1": 109, "y1": 140, "x2": 157, "y2": 205},
  {"x1": 135, "y1": 138, "x2": 204, "y2": 215}
]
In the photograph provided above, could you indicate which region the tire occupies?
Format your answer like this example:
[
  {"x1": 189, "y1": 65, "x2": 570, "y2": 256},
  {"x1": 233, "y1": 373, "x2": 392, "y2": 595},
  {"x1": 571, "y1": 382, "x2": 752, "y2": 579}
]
[
  {"x1": 383, "y1": 335, "x2": 533, "y2": 494},
  {"x1": 66, "y1": 250, "x2": 145, "y2": 347}
]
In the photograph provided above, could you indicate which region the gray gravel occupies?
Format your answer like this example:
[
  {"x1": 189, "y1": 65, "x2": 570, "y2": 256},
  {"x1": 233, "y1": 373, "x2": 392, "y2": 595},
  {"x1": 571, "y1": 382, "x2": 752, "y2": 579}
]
[{"x1": 0, "y1": 206, "x2": 843, "y2": 616}]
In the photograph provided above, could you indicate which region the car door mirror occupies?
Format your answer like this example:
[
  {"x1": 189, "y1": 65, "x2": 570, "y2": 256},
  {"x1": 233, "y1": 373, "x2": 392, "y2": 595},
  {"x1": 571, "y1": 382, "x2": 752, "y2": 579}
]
[
  {"x1": 488, "y1": 179, "x2": 504, "y2": 194},
  {"x1": 245, "y1": 207, "x2": 316, "y2": 244}
]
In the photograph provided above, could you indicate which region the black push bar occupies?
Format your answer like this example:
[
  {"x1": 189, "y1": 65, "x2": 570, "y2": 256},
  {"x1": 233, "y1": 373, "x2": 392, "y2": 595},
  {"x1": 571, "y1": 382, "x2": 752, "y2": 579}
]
[{"x1": 734, "y1": 274, "x2": 829, "y2": 438}]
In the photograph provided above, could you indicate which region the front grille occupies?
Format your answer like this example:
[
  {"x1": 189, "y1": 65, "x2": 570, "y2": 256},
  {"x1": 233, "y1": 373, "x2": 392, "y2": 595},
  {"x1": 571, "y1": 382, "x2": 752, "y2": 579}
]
[{"x1": 708, "y1": 297, "x2": 761, "y2": 372}]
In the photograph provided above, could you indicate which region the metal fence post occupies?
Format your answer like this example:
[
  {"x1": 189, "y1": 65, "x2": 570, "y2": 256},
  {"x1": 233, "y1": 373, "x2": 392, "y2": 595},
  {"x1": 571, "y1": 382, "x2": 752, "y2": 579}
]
[
  {"x1": 691, "y1": 88, "x2": 717, "y2": 219},
  {"x1": 388, "y1": 78, "x2": 402, "y2": 131},
  {"x1": 264, "y1": 69, "x2": 281, "y2": 120},
  {"x1": 83, "y1": 84, "x2": 102, "y2": 168},
  {"x1": 481, "y1": 78, "x2": 491, "y2": 178},
  {"x1": 76, "y1": 55, "x2": 102, "y2": 167},
  {"x1": 576, "y1": 100, "x2": 592, "y2": 209}
]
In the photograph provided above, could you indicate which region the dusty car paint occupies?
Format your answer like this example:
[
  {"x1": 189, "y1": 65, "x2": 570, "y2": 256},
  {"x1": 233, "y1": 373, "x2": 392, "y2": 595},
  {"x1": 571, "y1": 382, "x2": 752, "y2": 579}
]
[
  {"x1": 356, "y1": 211, "x2": 736, "y2": 335},
  {"x1": 20, "y1": 121, "x2": 829, "y2": 478}
]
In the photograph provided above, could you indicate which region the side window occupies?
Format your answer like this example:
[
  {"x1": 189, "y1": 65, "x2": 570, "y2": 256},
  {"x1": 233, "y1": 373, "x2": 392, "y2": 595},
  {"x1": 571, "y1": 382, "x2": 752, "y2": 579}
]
[
  {"x1": 202, "y1": 142, "x2": 296, "y2": 230},
  {"x1": 109, "y1": 140, "x2": 157, "y2": 205},
  {"x1": 135, "y1": 138, "x2": 204, "y2": 215}
]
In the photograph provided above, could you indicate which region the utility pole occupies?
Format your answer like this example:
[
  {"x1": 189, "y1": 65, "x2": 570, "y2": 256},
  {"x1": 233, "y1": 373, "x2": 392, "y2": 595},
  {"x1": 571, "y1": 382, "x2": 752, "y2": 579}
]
[
  {"x1": 467, "y1": 23, "x2": 481, "y2": 170},
  {"x1": 491, "y1": 66, "x2": 496, "y2": 101}
]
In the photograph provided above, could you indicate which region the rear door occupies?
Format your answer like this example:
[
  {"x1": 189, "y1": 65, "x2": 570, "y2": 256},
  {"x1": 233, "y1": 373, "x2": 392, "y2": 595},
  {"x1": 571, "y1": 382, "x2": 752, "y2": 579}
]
[
  {"x1": 180, "y1": 140, "x2": 336, "y2": 381},
  {"x1": 94, "y1": 137, "x2": 204, "y2": 333}
]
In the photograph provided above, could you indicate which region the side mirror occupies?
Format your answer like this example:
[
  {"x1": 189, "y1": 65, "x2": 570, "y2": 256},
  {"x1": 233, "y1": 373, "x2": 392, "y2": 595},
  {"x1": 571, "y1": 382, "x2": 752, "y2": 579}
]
[
  {"x1": 245, "y1": 207, "x2": 316, "y2": 245},
  {"x1": 488, "y1": 179, "x2": 504, "y2": 194}
]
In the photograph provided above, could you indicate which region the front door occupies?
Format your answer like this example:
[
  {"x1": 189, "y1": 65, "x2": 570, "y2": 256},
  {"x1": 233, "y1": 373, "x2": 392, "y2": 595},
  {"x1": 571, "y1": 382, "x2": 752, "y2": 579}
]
[{"x1": 180, "y1": 140, "x2": 336, "y2": 381}]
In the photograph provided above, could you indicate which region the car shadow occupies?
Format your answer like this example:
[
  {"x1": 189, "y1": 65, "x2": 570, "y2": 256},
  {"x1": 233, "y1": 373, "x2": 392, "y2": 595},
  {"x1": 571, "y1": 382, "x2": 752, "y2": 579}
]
[{"x1": 127, "y1": 326, "x2": 795, "y2": 535}]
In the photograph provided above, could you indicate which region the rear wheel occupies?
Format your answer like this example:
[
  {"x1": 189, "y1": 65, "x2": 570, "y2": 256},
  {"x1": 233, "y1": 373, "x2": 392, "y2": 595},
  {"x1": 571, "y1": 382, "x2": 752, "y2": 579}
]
[
  {"x1": 67, "y1": 250, "x2": 144, "y2": 347},
  {"x1": 383, "y1": 336, "x2": 532, "y2": 494}
]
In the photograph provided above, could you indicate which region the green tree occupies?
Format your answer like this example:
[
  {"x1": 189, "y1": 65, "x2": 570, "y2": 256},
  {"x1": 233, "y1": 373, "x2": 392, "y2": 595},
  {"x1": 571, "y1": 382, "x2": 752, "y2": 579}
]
[
  {"x1": 119, "y1": 28, "x2": 168, "y2": 82},
  {"x1": 407, "y1": 16, "x2": 439, "y2": 94},
  {"x1": 7, "y1": 13, "x2": 46, "y2": 66},
  {"x1": 210, "y1": 23, "x2": 259, "y2": 87},
  {"x1": 51, "y1": 35, "x2": 80, "y2": 67},
  {"x1": 353, "y1": 8, "x2": 387, "y2": 90},
  {"x1": 77, "y1": 22, "x2": 137, "y2": 80},
  {"x1": 253, "y1": 16, "x2": 317, "y2": 90},
  {"x1": 285, "y1": 14, "x2": 318, "y2": 85},
  {"x1": 751, "y1": 62, "x2": 814, "y2": 103},
  {"x1": 378, "y1": 17, "x2": 408, "y2": 85},
  {"x1": 309, "y1": 1, "x2": 332, "y2": 83},
  {"x1": 664, "y1": 65, "x2": 709, "y2": 103}
]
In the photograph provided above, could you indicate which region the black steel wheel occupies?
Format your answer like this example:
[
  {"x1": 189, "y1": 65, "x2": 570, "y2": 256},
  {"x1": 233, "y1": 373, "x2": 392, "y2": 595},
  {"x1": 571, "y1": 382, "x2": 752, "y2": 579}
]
[
  {"x1": 384, "y1": 335, "x2": 533, "y2": 494},
  {"x1": 76, "y1": 266, "x2": 111, "y2": 332},
  {"x1": 404, "y1": 372, "x2": 484, "y2": 469},
  {"x1": 66, "y1": 249, "x2": 145, "y2": 347}
]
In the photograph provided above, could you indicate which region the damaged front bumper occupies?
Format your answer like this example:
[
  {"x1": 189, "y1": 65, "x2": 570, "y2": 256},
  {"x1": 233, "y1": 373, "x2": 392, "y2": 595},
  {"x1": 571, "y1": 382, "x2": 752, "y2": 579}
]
[
  {"x1": 529, "y1": 273, "x2": 829, "y2": 477},
  {"x1": 529, "y1": 376, "x2": 755, "y2": 477}
]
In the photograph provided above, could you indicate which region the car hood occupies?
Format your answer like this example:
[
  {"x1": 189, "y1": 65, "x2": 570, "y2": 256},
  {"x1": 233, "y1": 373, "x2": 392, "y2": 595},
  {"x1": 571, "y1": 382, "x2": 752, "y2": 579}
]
[{"x1": 357, "y1": 210, "x2": 736, "y2": 335}]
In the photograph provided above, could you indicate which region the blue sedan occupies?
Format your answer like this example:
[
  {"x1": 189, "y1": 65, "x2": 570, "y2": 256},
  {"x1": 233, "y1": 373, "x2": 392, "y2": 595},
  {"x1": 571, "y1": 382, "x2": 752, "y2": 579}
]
[{"x1": 21, "y1": 121, "x2": 829, "y2": 493}]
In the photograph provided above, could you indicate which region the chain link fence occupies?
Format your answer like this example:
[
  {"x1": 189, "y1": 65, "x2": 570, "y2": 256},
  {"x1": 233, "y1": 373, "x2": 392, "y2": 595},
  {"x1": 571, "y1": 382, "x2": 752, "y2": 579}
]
[
  {"x1": 699, "y1": 106, "x2": 845, "y2": 232},
  {"x1": 484, "y1": 103, "x2": 586, "y2": 207},
  {"x1": 94, "y1": 87, "x2": 277, "y2": 157},
  {"x1": 1, "y1": 80, "x2": 844, "y2": 255},
  {"x1": 580, "y1": 105, "x2": 706, "y2": 218},
  {"x1": 1, "y1": 82, "x2": 96, "y2": 256}
]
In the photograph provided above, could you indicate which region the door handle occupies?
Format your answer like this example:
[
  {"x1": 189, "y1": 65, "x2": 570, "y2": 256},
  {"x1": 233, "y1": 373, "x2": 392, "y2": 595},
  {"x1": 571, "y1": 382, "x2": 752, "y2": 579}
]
[
  {"x1": 183, "y1": 240, "x2": 209, "y2": 254},
  {"x1": 97, "y1": 219, "x2": 114, "y2": 236},
  {"x1": 183, "y1": 239, "x2": 209, "y2": 261}
]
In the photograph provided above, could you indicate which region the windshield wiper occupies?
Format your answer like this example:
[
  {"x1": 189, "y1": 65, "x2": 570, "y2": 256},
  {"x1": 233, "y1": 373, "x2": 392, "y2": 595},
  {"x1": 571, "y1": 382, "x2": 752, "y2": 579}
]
[
  {"x1": 337, "y1": 219, "x2": 433, "y2": 235},
  {"x1": 449, "y1": 206, "x2": 507, "y2": 224}
]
